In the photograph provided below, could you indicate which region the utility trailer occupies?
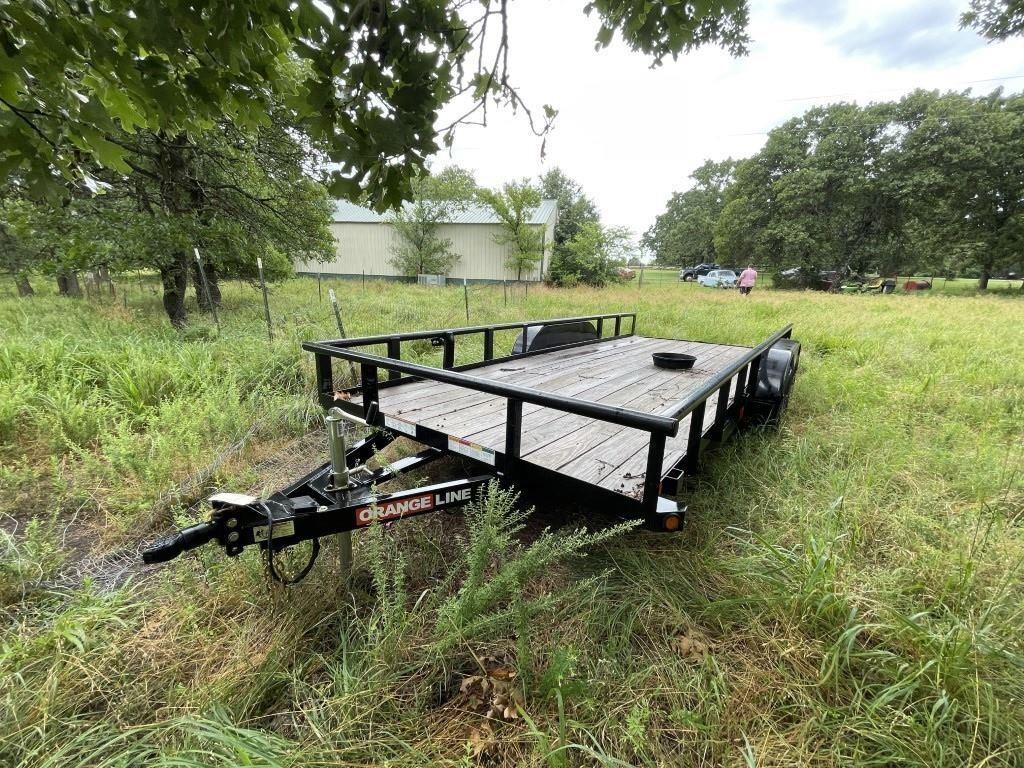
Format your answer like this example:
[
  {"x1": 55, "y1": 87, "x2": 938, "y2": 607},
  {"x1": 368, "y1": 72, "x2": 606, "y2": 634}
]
[{"x1": 142, "y1": 314, "x2": 799, "y2": 580}]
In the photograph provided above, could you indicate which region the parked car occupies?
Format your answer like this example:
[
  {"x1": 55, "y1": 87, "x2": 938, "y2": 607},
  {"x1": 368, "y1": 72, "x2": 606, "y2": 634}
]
[
  {"x1": 679, "y1": 263, "x2": 719, "y2": 282},
  {"x1": 697, "y1": 269, "x2": 738, "y2": 288},
  {"x1": 777, "y1": 266, "x2": 846, "y2": 292}
]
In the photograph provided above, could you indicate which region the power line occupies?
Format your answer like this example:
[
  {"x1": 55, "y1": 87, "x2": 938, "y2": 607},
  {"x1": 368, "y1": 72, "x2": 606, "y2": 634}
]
[
  {"x1": 775, "y1": 74, "x2": 1024, "y2": 104},
  {"x1": 724, "y1": 105, "x2": 1024, "y2": 138}
]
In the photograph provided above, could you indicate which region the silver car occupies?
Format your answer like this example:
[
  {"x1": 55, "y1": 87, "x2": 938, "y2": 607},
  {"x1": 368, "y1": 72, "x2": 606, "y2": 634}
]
[{"x1": 697, "y1": 269, "x2": 738, "y2": 288}]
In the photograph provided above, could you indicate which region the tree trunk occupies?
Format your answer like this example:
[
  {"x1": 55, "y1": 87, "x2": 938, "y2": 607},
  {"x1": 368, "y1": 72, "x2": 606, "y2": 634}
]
[
  {"x1": 978, "y1": 269, "x2": 990, "y2": 290},
  {"x1": 161, "y1": 252, "x2": 189, "y2": 328},
  {"x1": 191, "y1": 258, "x2": 222, "y2": 311},
  {"x1": 57, "y1": 270, "x2": 82, "y2": 297},
  {"x1": 15, "y1": 274, "x2": 33, "y2": 297}
]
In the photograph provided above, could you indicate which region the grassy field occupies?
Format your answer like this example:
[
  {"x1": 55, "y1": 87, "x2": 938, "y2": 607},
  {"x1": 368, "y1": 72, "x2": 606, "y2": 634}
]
[{"x1": 1, "y1": 277, "x2": 1022, "y2": 767}]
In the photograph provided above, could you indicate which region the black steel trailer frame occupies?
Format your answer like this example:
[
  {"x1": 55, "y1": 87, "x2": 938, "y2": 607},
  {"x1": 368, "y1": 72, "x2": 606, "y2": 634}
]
[{"x1": 142, "y1": 314, "x2": 798, "y2": 578}]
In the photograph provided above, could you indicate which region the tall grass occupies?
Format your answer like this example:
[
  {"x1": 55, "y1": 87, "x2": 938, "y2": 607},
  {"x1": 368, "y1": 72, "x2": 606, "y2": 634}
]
[{"x1": 0, "y1": 277, "x2": 1021, "y2": 766}]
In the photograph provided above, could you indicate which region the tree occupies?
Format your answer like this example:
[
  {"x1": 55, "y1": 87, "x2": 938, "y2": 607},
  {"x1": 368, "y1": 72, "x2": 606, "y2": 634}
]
[
  {"x1": 0, "y1": 1, "x2": 750, "y2": 209},
  {"x1": 389, "y1": 166, "x2": 478, "y2": 276},
  {"x1": 479, "y1": 181, "x2": 543, "y2": 281},
  {"x1": 0, "y1": 200, "x2": 39, "y2": 296},
  {"x1": 893, "y1": 90, "x2": 1024, "y2": 289},
  {"x1": 1, "y1": 109, "x2": 334, "y2": 325},
  {"x1": 713, "y1": 101, "x2": 909, "y2": 279},
  {"x1": 537, "y1": 168, "x2": 599, "y2": 246},
  {"x1": 549, "y1": 221, "x2": 632, "y2": 287},
  {"x1": 961, "y1": 0, "x2": 1024, "y2": 39},
  {"x1": 642, "y1": 159, "x2": 736, "y2": 266}
]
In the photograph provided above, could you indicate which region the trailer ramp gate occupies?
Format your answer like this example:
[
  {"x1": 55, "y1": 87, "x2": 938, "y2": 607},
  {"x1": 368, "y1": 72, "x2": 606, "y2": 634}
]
[{"x1": 143, "y1": 314, "x2": 798, "y2": 581}]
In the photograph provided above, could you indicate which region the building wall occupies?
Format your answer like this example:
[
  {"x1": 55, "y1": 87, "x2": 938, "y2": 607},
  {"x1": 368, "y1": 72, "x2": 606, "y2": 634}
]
[{"x1": 297, "y1": 221, "x2": 555, "y2": 282}]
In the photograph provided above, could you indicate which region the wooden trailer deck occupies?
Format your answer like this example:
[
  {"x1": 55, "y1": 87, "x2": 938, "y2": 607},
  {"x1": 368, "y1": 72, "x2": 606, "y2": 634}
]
[{"x1": 375, "y1": 335, "x2": 750, "y2": 499}]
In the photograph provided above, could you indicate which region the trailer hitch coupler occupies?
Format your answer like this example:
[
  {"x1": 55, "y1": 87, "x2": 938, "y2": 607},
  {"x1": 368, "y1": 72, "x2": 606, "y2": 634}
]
[{"x1": 141, "y1": 522, "x2": 217, "y2": 564}]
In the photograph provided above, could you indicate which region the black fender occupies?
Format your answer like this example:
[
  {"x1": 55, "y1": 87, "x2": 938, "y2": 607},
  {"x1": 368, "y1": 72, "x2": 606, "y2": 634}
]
[
  {"x1": 512, "y1": 321, "x2": 599, "y2": 354},
  {"x1": 747, "y1": 338, "x2": 800, "y2": 425}
]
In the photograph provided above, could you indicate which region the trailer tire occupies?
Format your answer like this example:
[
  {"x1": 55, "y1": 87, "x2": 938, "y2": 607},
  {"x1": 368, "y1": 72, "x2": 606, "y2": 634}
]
[{"x1": 747, "y1": 338, "x2": 800, "y2": 427}]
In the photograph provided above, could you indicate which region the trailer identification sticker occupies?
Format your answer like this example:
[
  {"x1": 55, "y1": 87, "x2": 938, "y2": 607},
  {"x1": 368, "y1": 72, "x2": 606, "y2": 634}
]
[
  {"x1": 384, "y1": 414, "x2": 417, "y2": 437},
  {"x1": 355, "y1": 488, "x2": 473, "y2": 526},
  {"x1": 252, "y1": 520, "x2": 295, "y2": 542},
  {"x1": 447, "y1": 436, "x2": 496, "y2": 465}
]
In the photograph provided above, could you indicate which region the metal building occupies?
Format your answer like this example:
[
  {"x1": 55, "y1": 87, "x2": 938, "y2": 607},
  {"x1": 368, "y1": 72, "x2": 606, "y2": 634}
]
[{"x1": 296, "y1": 199, "x2": 558, "y2": 282}]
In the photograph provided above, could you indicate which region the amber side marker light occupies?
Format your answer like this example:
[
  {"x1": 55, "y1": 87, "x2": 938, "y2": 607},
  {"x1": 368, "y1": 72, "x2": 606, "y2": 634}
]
[{"x1": 663, "y1": 514, "x2": 681, "y2": 532}]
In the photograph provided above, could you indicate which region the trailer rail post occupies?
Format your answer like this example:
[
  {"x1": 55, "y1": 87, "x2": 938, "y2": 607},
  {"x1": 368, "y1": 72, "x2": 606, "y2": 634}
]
[
  {"x1": 483, "y1": 328, "x2": 494, "y2": 361},
  {"x1": 643, "y1": 436, "x2": 667, "y2": 520},
  {"x1": 709, "y1": 381, "x2": 731, "y2": 442},
  {"x1": 386, "y1": 337, "x2": 401, "y2": 381},
  {"x1": 361, "y1": 363, "x2": 379, "y2": 417},
  {"x1": 503, "y1": 398, "x2": 523, "y2": 481},
  {"x1": 684, "y1": 401, "x2": 707, "y2": 476},
  {"x1": 442, "y1": 332, "x2": 455, "y2": 369}
]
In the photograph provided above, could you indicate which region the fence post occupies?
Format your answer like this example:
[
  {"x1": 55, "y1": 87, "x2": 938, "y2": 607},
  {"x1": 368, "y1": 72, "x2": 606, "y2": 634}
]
[
  {"x1": 329, "y1": 288, "x2": 358, "y2": 382},
  {"x1": 503, "y1": 280, "x2": 507, "y2": 306},
  {"x1": 318, "y1": 272, "x2": 322, "y2": 303},
  {"x1": 639, "y1": 264, "x2": 644, "y2": 288},
  {"x1": 194, "y1": 248, "x2": 220, "y2": 333},
  {"x1": 463, "y1": 277, "x2": 470, "y2": 324},
  {"x1": 257, "y1": 256, "x2": 272, "y2": 341}
]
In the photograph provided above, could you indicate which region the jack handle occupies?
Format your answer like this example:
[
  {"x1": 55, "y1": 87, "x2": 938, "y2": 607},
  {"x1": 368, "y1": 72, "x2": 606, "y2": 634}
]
[
  {"x1": 142, "y1": 521, "x2": 217, "y2": 564},
  {"x1": 329, "y1": 403, "x2": 378, "y2": 427}
]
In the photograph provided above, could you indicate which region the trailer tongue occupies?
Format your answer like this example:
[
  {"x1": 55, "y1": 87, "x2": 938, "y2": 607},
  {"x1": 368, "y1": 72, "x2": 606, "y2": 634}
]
[{"x1": 143, "y1": 314, "x2": 799, "y2": 582}]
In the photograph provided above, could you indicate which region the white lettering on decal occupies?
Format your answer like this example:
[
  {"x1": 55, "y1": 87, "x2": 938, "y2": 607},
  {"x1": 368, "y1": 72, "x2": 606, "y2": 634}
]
[{"x1": 354, "y1": 487, "x2": 474, "y2": 526}]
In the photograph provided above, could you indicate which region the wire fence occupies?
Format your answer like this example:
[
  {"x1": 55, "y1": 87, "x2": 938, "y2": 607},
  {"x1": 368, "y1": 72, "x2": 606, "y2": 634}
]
[{"x1": 5, "y1": 265, "x2": 1018, "y2": 347}]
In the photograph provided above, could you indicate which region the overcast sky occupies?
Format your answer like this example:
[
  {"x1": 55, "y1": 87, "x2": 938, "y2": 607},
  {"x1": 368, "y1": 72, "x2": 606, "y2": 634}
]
[{"x1": 432, "y1": 0, "x2": 1024, "y2": 248}]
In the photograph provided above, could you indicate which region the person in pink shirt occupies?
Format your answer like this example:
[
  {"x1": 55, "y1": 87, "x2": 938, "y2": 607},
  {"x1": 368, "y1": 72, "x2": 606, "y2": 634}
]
[{"x1": 738, "y1": 265, "x2": 757, "y2": 296}]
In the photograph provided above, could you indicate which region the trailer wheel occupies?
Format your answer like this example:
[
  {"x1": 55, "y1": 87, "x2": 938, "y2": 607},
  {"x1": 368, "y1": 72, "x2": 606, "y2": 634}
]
[{"x1": 747, "y1": 339, "x2": 800, "y2": 426}]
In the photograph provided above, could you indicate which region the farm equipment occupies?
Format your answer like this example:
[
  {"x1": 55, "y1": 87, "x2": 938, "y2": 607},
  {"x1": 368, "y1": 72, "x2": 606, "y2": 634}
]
[{"x1": 142, "y1": 314, "x2": 800, "y2": 582}]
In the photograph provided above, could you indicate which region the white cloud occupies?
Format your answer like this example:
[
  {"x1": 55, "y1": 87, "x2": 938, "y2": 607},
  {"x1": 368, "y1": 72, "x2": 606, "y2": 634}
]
[{"x1": 433, "y1": 0, "x2": 1024, "y2": 241}]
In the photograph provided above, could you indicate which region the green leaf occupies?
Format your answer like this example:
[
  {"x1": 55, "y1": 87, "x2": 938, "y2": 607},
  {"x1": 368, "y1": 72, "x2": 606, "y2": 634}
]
[{"x1": 76, "y1": 126, "x2": 132, "y2": 175}]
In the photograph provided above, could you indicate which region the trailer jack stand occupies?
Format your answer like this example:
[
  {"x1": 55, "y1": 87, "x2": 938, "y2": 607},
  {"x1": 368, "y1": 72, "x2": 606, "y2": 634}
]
[{"x1": 141, "y1": 413, "x2": 495, "y2": 584}]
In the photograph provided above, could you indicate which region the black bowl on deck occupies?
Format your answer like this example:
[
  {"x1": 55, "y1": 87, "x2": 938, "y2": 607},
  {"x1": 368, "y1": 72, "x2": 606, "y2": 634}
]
[{"x1": 652, "y1": 352, "x2": 697, "y2": 370}]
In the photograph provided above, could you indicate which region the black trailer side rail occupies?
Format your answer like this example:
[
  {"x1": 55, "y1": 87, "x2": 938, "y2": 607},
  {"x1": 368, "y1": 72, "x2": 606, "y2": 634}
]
[
  {"x1": 302, "y1": 317, "x2": 794, "y2": 524},
  {"x1": 311, "y1": 312, "x2": 637, "y2": 391}
]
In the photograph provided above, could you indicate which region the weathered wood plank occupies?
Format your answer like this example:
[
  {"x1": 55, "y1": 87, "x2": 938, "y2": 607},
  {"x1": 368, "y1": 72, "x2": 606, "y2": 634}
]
[
  {"x1": 377, "y1": 335, "x2": 657, "y2": 408},
  {"x1": 525, "y1": 346, "x2": 741, "y2": 478},
  {"x1": 590, "y1": 368, "x2": 744, "y2": 496},
  {"x1": 526, "y1": 348, "x2": 744, "y2": 490},
  {"x1": 438, "y1": 339, "x2": 696, "y2": 439},
  {"x1": 376, "y1": 337, "x2": 663, "y2": 423}
]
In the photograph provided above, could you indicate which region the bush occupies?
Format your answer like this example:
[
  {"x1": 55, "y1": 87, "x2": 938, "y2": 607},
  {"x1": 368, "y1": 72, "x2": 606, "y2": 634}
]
[{"x1": 547, "y1": 222, "x2": 629, "y2": 288}]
